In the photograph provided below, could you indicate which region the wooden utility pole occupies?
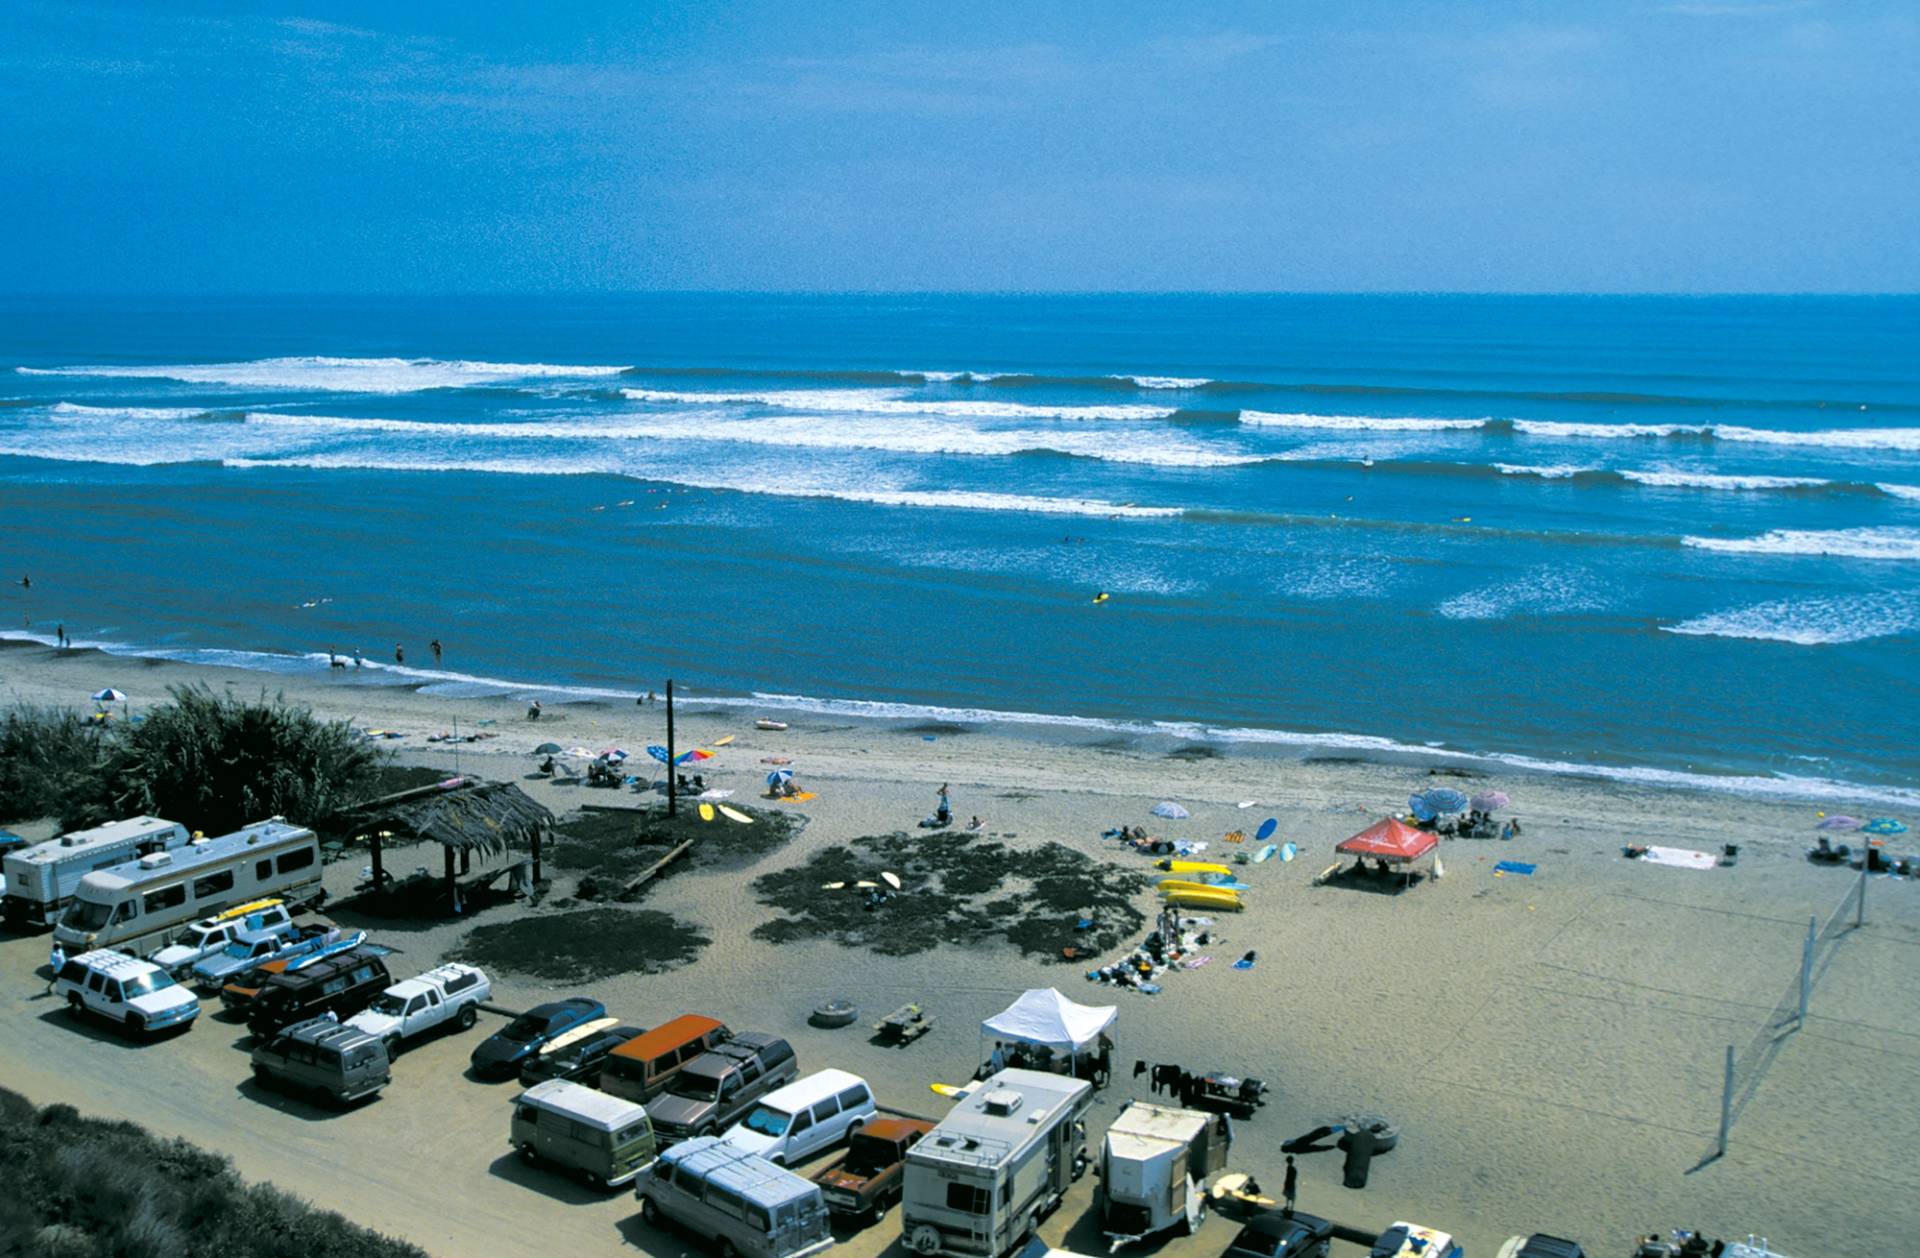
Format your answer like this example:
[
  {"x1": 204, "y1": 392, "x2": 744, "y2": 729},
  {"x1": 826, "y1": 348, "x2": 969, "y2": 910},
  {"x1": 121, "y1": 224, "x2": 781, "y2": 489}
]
[{"x1": 666, "y1": 678, "x2": 677, "y2": 818}]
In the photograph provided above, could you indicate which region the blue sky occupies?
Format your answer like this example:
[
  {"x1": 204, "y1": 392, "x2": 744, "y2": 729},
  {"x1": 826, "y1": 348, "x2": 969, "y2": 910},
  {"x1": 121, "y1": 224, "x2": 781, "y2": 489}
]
[{"x1": 2, "y1": 1, "x2": 1915, "y2": 293}]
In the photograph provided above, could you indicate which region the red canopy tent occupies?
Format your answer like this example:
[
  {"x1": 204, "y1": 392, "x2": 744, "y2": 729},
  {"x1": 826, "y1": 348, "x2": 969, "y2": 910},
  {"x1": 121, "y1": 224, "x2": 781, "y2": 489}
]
[
  {"x1": 1336, "y1": 818, "x2": 1439, "y2": 863},
  {"x1": 1334, "y1": 818, "x2": 1439, "y2": 890}
]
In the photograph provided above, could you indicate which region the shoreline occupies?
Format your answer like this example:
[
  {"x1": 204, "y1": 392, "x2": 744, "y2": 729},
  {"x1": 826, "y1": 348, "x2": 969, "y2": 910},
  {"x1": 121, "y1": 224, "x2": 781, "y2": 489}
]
[{"x1": 3, "y1": 629, "x2": 1913, "y2": 812}]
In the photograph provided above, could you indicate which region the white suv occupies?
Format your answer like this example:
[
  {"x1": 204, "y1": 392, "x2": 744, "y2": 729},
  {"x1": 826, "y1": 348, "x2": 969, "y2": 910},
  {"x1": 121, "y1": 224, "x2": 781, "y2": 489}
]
[{"x1": 56, "y1": 949, "x2": 201, "y2": 1038}]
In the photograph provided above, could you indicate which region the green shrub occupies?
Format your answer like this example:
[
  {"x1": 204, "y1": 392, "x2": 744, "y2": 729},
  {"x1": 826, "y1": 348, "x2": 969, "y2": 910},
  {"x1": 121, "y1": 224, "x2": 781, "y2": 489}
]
[
  {"x1": 0, "y1": 707, "x2": 115, "y2": 825},
  {"x1": 0, "y1": 1088, "x2": 424, "y2": 1257}
]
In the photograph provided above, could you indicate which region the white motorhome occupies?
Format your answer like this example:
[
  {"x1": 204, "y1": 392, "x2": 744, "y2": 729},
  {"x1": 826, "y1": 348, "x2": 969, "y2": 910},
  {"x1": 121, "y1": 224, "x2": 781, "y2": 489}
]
[
  {"x1": 1098, "y1": 1102, "x2": 1232, "y2": 1247},
  {"x1": 3, "y1": 816, "x2": 191, "y2": 929},
  {"x1": 53, "y1": 818, "x2": 322, "y2": 954},
  {"x1": 902, "y1": 1069, "x2": 1092, "y2": 1258}
]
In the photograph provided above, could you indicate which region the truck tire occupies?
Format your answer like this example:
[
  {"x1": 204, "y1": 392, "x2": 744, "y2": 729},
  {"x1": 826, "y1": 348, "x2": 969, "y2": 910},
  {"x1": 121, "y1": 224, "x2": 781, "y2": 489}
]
[
  {"x1": 640, "y1": 1196, "x2": 659, "y2": 1225},
  {"x1": 125, "y1": 1015, "x2": 147, "y2": 1039},
  {"x1": 66, "y1": 994, "x2": 85, "y2": 1019},
  {"x1": 517, "y1": 1142, "x2": 538, "y2": 1164},
  {"x1": 719, "y1": 1239, "x2": 739, "y2": 1258},
  {"x1": 252, "y1": 1064, "x2": 271, "y2": 1084},
  {"x1": 458, "y1": 1004, "x2": 478, "y2": 1031},
  {"x1": 384, "y1": 1035, "x2": 402, "y2": 1058}
]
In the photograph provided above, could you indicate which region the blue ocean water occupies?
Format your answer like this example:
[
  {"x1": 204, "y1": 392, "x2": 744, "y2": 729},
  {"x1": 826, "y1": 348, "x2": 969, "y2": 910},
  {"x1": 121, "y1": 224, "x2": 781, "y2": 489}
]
[{"x1": 1, "y1": 293, "x2": 1916, "y2": 803}]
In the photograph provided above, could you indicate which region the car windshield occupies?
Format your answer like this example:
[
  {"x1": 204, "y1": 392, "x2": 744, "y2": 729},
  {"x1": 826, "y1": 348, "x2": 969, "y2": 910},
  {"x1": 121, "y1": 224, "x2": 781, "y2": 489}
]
[
  {"x1": 122, "y1": 972, "x2": 175, "y2": 998},
  {"x1": 669, "y1": 1069, "x2": 725, "y2": 1102},
  {"x1": 741, "y1": 1106, "x2": 791, "y2": 1137},
  {"x1": 369, "y1": 993, "x2": 407, "y2": 1016},
  {"x1": 63, "y1": 900, "x2": 113, "y2": 931},
  {"x1": 501, "y1": 1015, "x2": 548, "y2": 1042}
]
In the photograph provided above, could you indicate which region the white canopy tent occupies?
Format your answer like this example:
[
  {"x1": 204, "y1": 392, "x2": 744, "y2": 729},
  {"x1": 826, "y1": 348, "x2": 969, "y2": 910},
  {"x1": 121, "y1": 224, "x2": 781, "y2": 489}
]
[{"x1": 979, "y1": 988, "x2": 1119, "y2": 1086}]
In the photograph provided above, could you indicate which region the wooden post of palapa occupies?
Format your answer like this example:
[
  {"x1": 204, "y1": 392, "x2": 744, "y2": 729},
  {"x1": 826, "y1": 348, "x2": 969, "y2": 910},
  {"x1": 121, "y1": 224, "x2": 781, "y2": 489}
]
[{"x1": 666, "y1": 678, "x2": 677, "y2": 818}]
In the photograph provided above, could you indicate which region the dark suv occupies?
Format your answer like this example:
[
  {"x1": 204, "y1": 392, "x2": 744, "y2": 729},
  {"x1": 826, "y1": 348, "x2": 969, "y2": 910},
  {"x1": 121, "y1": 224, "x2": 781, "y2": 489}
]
[
  {"x1": 519, "y1": 1023, "x2": 645, "y2": 1087},
  {"x1": 246, "y1": 949, "x2": 394, "y2": 1037},
  {"x1": 645, "y1": 1032, "x2": 798, "y2": 1143}
]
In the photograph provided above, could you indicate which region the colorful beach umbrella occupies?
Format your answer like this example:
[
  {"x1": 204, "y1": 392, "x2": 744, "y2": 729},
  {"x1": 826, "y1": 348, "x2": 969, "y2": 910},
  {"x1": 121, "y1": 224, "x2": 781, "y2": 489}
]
[
  {"x1": 676, "y1": 748, "x2": 713, "y2": 765},
  {"x1": 1862, "y1": 818, "x2": 1909, "y2": 836},
  {"x1": 1151, "y1": 801, "x2": 1189, "y2": 819},
  {"x1": 91, "y1": 688, "x2": 127, "y2": 703},
  {"x1": 1421, "y1": 788, "x2": 1470, "y2": 815},
  {"x1": 599, "y1": 747, "x2": 629, "y2": 762},
  {"x1": 766, "y1": 768, "x2": 794, "y2": 788},
  {"x1": 1470, "y1": 791, "x2": 1510, "y2": 812},
  {"x1": 1815, "y1": 815, "x2": 1862, "y2": 831}
]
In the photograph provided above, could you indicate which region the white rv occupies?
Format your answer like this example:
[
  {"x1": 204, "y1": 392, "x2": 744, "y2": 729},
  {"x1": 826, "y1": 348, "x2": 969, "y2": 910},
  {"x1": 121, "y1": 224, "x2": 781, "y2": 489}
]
[
  {"x1": 3, "y1": 816, "x2": 191, "y2": 930},
  {"x1": 53, "y1": 818, "x2": 322, "y2": 954},
  {"x1": 902, "y1": 1069, "x2": 1092, "y2": 1258},
  {"x1": 1098, "y1": 1102, "x2": 1232, "y2": 1248}
]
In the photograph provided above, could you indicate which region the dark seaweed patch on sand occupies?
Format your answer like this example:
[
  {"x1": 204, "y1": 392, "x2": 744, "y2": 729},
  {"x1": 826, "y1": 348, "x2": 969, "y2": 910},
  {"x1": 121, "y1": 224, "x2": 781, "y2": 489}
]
[
  {"x1": 750, "y1": 832, "x2": 1150, "y2": 962},
  {"x1": 454, "y1": 908, "x2": 708, "y2": 982},
  {"x1": 549, "y1": 804, "x2": 801, "y2": 892}
]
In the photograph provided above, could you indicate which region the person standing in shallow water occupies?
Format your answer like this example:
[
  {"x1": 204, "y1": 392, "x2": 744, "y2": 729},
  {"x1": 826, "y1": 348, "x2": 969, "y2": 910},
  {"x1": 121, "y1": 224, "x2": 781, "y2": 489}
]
[
  {"x1": 430, "y1": 638, "x2": 442, "y2": 668},
  {"x1": 394, "y1": 643, "x2": 404, "y2": 666}
]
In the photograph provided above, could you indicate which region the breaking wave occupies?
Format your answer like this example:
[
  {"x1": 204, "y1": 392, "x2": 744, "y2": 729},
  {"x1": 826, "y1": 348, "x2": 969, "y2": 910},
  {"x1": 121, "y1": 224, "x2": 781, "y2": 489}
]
[
  {"x1": 1664, "y1": 592, "x2": 1920, "y2": 646},
  {"x1": 619, "y1": 387, "x2": 1176, "y2": 422},
  {"x1": 20, "y1": 356, "x2": 632, "y2": 393},
  {"x1": 1682, "y1": 526, "x2": 1920, "y2": 561}
]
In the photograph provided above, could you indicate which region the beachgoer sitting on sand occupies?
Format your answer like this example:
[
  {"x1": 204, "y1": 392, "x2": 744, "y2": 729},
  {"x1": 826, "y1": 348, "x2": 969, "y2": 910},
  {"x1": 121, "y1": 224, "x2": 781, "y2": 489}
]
[
  {"x1": 539, "y1": 756, "x2": 556, "y2": 775},
  {"x1": 967, "y1": 815, "x2": 984, "y2": 831},
  {"x1": 1511, "y1": 817, "x2": 1523, "y2": 836}
]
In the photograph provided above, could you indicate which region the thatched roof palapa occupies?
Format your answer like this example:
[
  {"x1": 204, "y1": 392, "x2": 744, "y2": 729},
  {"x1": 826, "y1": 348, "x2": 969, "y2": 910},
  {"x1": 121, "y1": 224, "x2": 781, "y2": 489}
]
[{"x1": 347, "y1": 776, "x2": 554, "y2": 859}]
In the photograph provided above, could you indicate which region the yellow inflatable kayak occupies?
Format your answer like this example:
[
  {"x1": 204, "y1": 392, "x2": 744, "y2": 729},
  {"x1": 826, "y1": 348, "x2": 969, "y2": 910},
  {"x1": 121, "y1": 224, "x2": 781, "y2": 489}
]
[
  {"x1": 1156, "y1": 859, "x2": 1233, "y2": 875},
  {"x1": 1162, "y1": 886, "x2": 1243, "y2": 911}
]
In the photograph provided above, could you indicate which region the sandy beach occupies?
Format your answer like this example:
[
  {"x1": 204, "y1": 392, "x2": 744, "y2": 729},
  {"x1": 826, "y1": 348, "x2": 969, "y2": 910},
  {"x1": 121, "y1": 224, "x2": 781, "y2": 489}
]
[{"x1": 2, "y1": 638, "x2": 1915, "y2": 1256}]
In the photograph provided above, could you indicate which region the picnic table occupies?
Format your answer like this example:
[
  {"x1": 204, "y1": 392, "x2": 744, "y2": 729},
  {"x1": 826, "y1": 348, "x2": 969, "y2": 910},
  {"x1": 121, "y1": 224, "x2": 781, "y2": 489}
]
[{"x1": 873, "y1": 1003, "x2": 935, "y2": 1045}]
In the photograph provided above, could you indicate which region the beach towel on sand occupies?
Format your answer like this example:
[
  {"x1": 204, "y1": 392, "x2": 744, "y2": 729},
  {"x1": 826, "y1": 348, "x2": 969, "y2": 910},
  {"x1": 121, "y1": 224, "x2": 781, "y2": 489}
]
[{"x1": 1642, "y1": 845, "x2": 1717, "y2": 870}]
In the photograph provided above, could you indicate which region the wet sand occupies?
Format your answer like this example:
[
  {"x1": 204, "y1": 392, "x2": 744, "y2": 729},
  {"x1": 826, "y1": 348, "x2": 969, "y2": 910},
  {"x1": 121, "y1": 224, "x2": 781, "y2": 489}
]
[{"x1": 1, "y1": 639, "x2": 1915, "y2": 1256}]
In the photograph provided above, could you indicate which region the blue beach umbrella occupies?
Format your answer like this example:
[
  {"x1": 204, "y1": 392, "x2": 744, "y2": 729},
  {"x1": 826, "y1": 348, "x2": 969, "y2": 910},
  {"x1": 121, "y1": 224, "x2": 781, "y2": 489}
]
[
  {"x1": 91, "y1": 688, "x2": 127, "y2": 703},
  {"x1": 766, "y1": 768, "x2": 794, "y2": 789},
  {"x1": 647, "y1": 745, "x2": 672, "y2": 765},
  {"x1": 1862, "y1": 818, "x2": 1908, "y2": 836},
  {"x1": 1422, "y1": 788, "x2": 1470, "y2": 815},
  {"x1": 1408, "y1": 794, "x2": 1437, "y2": 822}
]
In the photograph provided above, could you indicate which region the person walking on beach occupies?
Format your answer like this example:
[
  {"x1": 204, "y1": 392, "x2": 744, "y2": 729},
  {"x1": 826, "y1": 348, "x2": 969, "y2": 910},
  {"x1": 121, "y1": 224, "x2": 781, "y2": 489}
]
[
  {"x1": 55, "y1": 623, "x2": 65, "y2": 649},
  {"x1": 1282, "y1": 1155, "x2": 1297, "y2": 1211},
  {"x1": 46, "y1": 940, "x2": 65, "y2": 994},
  {"x1": 394, "y1": 643, "x2": 405, "y2": 666},
  {"x1": 935, "y1": 783, "x2": 952, "y2": 827},
  {"x1": 353, "y1": 648, "x2": 363, "y2": 668},
  {"x1": 430, "y1": 638, "x2": 442, "y2": 668}
]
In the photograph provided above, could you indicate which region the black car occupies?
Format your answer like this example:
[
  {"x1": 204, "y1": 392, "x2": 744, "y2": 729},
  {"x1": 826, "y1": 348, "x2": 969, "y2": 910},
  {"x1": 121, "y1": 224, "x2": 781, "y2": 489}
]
[
  {"x1": 246, "y1": 949, "x2": 394, "y2": 1038},
  {"x1": 518, "y1": 1022, "x2": 644, "y2": 1087},
  {"x1": 1225, "y1": 1211, "x2": 1334, "y2": 1258},
  {"x1": 1510, "y1": 1237, "x2": 1585, "y2": 1258},
  {"x1": 469, "y1": 997, "x2": 606, "y2": 1080}
]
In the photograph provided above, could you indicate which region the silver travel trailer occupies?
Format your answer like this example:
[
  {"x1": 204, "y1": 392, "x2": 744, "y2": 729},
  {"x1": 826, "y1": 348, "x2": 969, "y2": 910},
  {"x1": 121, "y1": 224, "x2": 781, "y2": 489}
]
[
  {"x1": 902, "y1": 1069, "x2": 1092, "y2": 1258},
  {"x1": 1098, "y1": 1102, "x2": 1232, "y2": 1248},
  {"x1": 3, "y1": 816, "x2": 191, "y2": 929},
  {"x1": 53, "y1": 818, "x2": 322, "y2": 954}
]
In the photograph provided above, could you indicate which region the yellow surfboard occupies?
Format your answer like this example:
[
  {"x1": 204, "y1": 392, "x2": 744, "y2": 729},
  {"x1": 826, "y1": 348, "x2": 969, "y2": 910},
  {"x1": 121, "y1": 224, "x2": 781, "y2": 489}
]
[
  {"x1": 713, "y1": 735, "x2": 736, "y2": 747},
  {"x1": 717, "y1": 804, "x2": 753, "y2": 824},
  {"x1": 698, "y1": 803, "x2": 715, "y2": 822},
  {"x1": 1161, "y1": 885, "x2": 1243, "y2": 911},
  {"x1": 1157, "y1": 859, "x2": 1232, "y2": 875}
]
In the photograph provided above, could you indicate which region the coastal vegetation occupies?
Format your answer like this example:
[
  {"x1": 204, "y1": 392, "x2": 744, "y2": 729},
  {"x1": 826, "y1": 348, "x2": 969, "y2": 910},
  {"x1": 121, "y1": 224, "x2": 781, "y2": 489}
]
[
  {"x1": 0, "y1": 685, "x2": 380, "y2": 833},
  {"x1": 0, "y1": 1087, "x2": 425, "y2": 1258}
]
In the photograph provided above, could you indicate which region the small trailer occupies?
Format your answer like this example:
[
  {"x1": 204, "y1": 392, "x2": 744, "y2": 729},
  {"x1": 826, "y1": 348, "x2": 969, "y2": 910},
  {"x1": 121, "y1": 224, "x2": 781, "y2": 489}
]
[{"x1": 1098, "y1": 1102, "x2": 1232, "y2": 1249}]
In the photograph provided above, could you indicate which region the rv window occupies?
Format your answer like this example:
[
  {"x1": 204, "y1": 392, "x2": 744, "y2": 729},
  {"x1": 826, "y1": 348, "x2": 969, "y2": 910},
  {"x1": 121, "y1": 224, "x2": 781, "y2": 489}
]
[
  {"x1": 193, "y1": 870, "x2": 236, "y2": 898},
  {"x1": 704, "y1": 1185, "x2": 747, "y2": 1220},
  {"x1": 836, "y1": 1085, "x2": 869, "y2": 1110},
  {"x1": 144, "y1": 884, "x2": 187, "y2": 913},
  {"x1": 276, "y1": 847, "x2": 316, "y2": 874},
  {"x1": 945, "y1": 1184, "x2": 991, "y2": 1214},
  {"x1": 256, "y1": 859, "x2": 273, "y2": 881},
  {"x1": 115, "y1": 900, "x2": 138, "y2": 922}
]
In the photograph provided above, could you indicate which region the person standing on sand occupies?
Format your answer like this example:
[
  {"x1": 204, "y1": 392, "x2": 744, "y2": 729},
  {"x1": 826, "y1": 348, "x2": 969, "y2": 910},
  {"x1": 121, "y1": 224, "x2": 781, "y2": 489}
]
[
  {"x1": 430, "y1": 638, "x2": 442, "y2": 668},
  {"x1": 1282, "y1": 1155, "x2": 1297, "y2": 1210},
  {"x1": 46, "y1": 940, "x2": 65, "y2": 994}
]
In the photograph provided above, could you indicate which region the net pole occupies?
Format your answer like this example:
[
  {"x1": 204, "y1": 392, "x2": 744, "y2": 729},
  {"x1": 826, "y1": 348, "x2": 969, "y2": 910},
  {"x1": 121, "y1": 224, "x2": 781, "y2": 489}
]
[
  {"x1": 1718, "y1": 1043, "x2": 1733, "y2": 1157},
  {"x1": 1798, "y1": 915, "x2": 1814, "y2": 1025},
  {"x1": 1855, "y1": 859, "x2": 1866, "y2": 928}
]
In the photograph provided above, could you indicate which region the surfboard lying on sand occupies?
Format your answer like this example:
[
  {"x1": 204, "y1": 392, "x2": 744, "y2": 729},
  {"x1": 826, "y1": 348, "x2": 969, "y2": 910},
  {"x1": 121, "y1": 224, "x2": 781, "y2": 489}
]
[
  {"x1": 756, "y1": 719, "x2": 788, "y2": 731},
  {"x1": 1159, "y1": 859, "x2": 1232, "y2": 875},
  {"x1": 1280, "y1": 842, "x2": 1297, "y2": 863},
  {"x1": 698, "y1": 803, "x2": 715, "y2": 822},
  {"x1": 1256, "y1": 818, "x2": 1277, "y2": 841},
  {"x1": 882, "y1": 871, "x2": 902, "y2": 889},
  {"x1": 1252, "y1": 843, "x2": 1278, "y2": 863},
  {"x1": 717, "y1": 804, "x2": 753, "y2": 824},
  {"x1": 1160, "y1": 885, "x2": 1243, "y2": 911},
  {"x1": 712, "y1": 735, "x2": 736, "y2": 747}
]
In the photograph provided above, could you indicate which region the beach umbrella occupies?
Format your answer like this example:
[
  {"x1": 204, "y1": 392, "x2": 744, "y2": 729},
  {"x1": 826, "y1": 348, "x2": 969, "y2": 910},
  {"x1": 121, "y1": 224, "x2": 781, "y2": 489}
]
[
  {"x1": 1408, "y1": 794, "x2": 1437, "y2": 822},
  {"x1": 1151, "y1": 801, "x2": 1189, "y2": 820},
  {"x1": 1815, "y1": 815, "x2": 1862, "y2": 831},
  {"x1": 1862, "y1": 818, "x2": 1909, "y2": 836},
  {"x1": 646, "y1": 745, "x2": 672, "y2": 765},
  {"x1": 676, "y1": 748, "x2": 713, "y2": 765},
  {"x1": 1421, "y1": 788, "x2": 1470, "y2": 815},
  {"x1": 565, "y1": 746, "x2": 592, "y2": 759},
  {"x1": 599, "y1": 747, "x2": 629, "y2": 762},
  {"x1": 1470, "y1": 791, "x2": 1509, "y2": 813},
  {"x1": 766, "y1": 768, "x2": 794, "y2": 789},
  {"x1": 532, "y1": 742, "x2": 563, "y2": 755},
  {"x1": 91, "y1": 688, "x2": 127, "y2": 703}
]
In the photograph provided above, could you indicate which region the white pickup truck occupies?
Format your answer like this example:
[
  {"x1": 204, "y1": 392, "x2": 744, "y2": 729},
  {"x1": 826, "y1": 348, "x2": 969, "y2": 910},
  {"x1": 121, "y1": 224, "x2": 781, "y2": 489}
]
[
  {"x1": 149, "y1": 903, "x2": 295, "y2": 976},
  {"x1": 346, "y1": 962, "x2": 492, "y2": 1053}
]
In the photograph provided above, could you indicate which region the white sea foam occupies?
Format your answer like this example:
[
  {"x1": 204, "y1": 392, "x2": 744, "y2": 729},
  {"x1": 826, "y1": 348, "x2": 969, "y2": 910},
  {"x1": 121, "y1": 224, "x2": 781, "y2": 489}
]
[
  {"x1": 48, "y1": 401, "x2": 222, "y2": 421},
  {"x1": 1663, "y1": 592, "x2": 1920, "y2": 646},
  {"x1": 1240, "y1": 410, "x2": 1485, "y2": 433},
  {"x1": 1620, "y1": 469, "x2": 1828, "y2": 491},
  {"x1": 621, "y1": 387, "x2": 1175, "y2": 421},
  {"x1": 19, "y1": 356, "x2": 631, "y2": 393},
  {"x1": 1437, "y1": 567, "x2": 1609, "y2": 621},
  {"x1": 1713, "y1": 424, "x2": 1920, "y2": 452},
  {"x1": 1682, "y1": 526, "x2": 1920, "y2": 561},
  {"x1": 1495, "y1": 463, "x2": 1587, "y2": 479},
  {"x1": 1876, "y1": 482, "x2": 1920, "y2": 501},
  {"x1": 1121, "y1": 376, "x2": 1212, "y2": 389},
  {"x1": 1511, "y1": 419, "x2": 1707, "y2": 440}
]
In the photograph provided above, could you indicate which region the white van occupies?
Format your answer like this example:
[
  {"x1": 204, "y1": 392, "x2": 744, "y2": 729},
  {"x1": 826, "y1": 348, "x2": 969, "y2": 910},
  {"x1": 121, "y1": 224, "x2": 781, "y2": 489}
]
[
  {"x1": 637, "y1": 1135, "x2": 834, "y2": 1258},
  {"x1": 721, "y1": 1069, "x2": 876, "y2": 1168}
]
